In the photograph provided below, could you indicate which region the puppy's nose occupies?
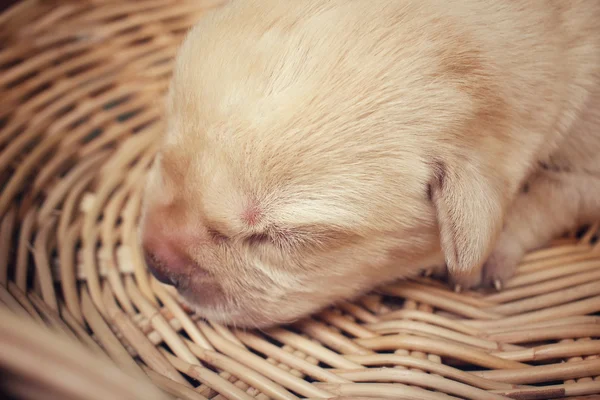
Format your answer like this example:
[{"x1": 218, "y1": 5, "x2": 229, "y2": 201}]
[
  {"x1": 142, "y1": 237, "x2": 192, "y2": 287},
  {"x1": 144, "y1": 250, "x2": 176, "y2": 286}
]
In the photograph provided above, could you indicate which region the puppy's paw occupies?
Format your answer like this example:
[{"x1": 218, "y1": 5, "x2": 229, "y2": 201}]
[
  {"x1": 422, "y1": 263, "x2": 448, "y2": 279},
  {"x1": 448, "y1": 267, "x2": 483, "y2": 292},
  {"x1": 447, "y1": 231, "x2": 525, "y2": 292},
  {"x1": 481, "y1": 233, "x2": 525, "y2": 290}
]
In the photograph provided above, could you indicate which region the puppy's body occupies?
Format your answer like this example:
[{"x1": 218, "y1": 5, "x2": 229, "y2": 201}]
[{"x1": 141, "y1": 0, "x2": 600, "y2": 327}]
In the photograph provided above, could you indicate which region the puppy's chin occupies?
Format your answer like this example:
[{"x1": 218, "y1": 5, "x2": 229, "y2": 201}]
[
  {"x1": 175, "y1": 275, "x2": 350, "y2": 328},
  {"x1": 177, "y1": 274, "x2": 386, "y2": 329},
  {"x1": 172, "y1": 249, "x2": 445, "y2": 328},
  {"x1": 179, "y1": 293, "x2": 314, "y2": 329},
  {"x1": 193, "y1": 305, "x2": 299, "y2": 329}
]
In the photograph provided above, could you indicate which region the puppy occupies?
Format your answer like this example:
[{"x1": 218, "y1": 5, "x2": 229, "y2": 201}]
[{"x1": 140, "y1": 0, "x2": 600, "y2": 327}]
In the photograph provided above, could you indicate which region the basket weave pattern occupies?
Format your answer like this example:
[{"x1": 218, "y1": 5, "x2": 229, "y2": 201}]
[{"x1": 1, "y1": 1, "x2": 599, "y2": 399}]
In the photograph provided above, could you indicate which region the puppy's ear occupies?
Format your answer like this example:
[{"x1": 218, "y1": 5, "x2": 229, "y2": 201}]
[{"x1": 429, "y1": 160, "x2": 508, "y2": 287}]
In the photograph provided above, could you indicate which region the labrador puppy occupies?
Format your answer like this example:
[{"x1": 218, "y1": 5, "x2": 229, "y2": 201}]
[{"x1": 140, "y1": 0, "x2": 600, "y2": 328}]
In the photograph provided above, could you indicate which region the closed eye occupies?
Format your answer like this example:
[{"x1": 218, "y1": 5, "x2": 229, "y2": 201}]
[
  {"x1": 207, "y1": 227, "x2": 229, "y2": 243},
  {"x1": 245, "y1": 226, "x2": 326, "y2": 249},
  {"x1": 244, "y1": 224, "x2": 350, "y2": 250},
  {"x1": 245, "y1": 233, "x2": 271, "y2": 246},
  {"x1": 245, "y1": 231, "x2": 300, "y2": 253}
]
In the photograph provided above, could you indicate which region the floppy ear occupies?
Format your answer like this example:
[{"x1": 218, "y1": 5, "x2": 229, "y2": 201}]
[{"x1": 429, "y1": 160, "x2": 509, "y2": 288}]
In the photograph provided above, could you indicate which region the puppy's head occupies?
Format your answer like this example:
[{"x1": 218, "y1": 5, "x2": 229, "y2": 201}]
[{"x1": 140, "y1": 0, "x2": 513, "y2": 327}]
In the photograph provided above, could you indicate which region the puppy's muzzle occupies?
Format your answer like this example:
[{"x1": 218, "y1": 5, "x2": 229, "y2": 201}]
[
  {"x1": 142, "y1": 232, "x2": 202, "y2": 287},
  {"x1": 144, "y1": 249, "x2": 177, "y2": 286}
]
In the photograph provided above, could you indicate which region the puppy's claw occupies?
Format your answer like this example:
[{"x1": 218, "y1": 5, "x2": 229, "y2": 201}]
[
  {"x1": 493, "y1": 279, "x2": 503, "y2": 291},
  {"x1": 423, "y1": 269, "x2": 432, "y2": 277},
  {"x1": 454, "y1": 284, "x2": 462, "y2": 293}
]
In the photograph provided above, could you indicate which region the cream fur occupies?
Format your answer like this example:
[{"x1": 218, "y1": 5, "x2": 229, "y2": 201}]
[{"x1": 140, "y1": 0, "x2": 600, "y2": 327}]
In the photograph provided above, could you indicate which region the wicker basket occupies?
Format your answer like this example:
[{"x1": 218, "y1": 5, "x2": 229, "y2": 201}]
[{"x1": 1, "y1": 1, "x2": 599, "y2": 399}]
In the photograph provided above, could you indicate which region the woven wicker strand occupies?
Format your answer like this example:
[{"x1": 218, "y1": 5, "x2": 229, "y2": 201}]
[{"x1": 1, "y1": 1, "x2": 599, "y2": 399}]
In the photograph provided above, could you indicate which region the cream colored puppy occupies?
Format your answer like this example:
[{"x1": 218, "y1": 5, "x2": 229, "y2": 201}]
[{"x1": 140, "y1": 0, "x2": 600, "y2": 327}]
